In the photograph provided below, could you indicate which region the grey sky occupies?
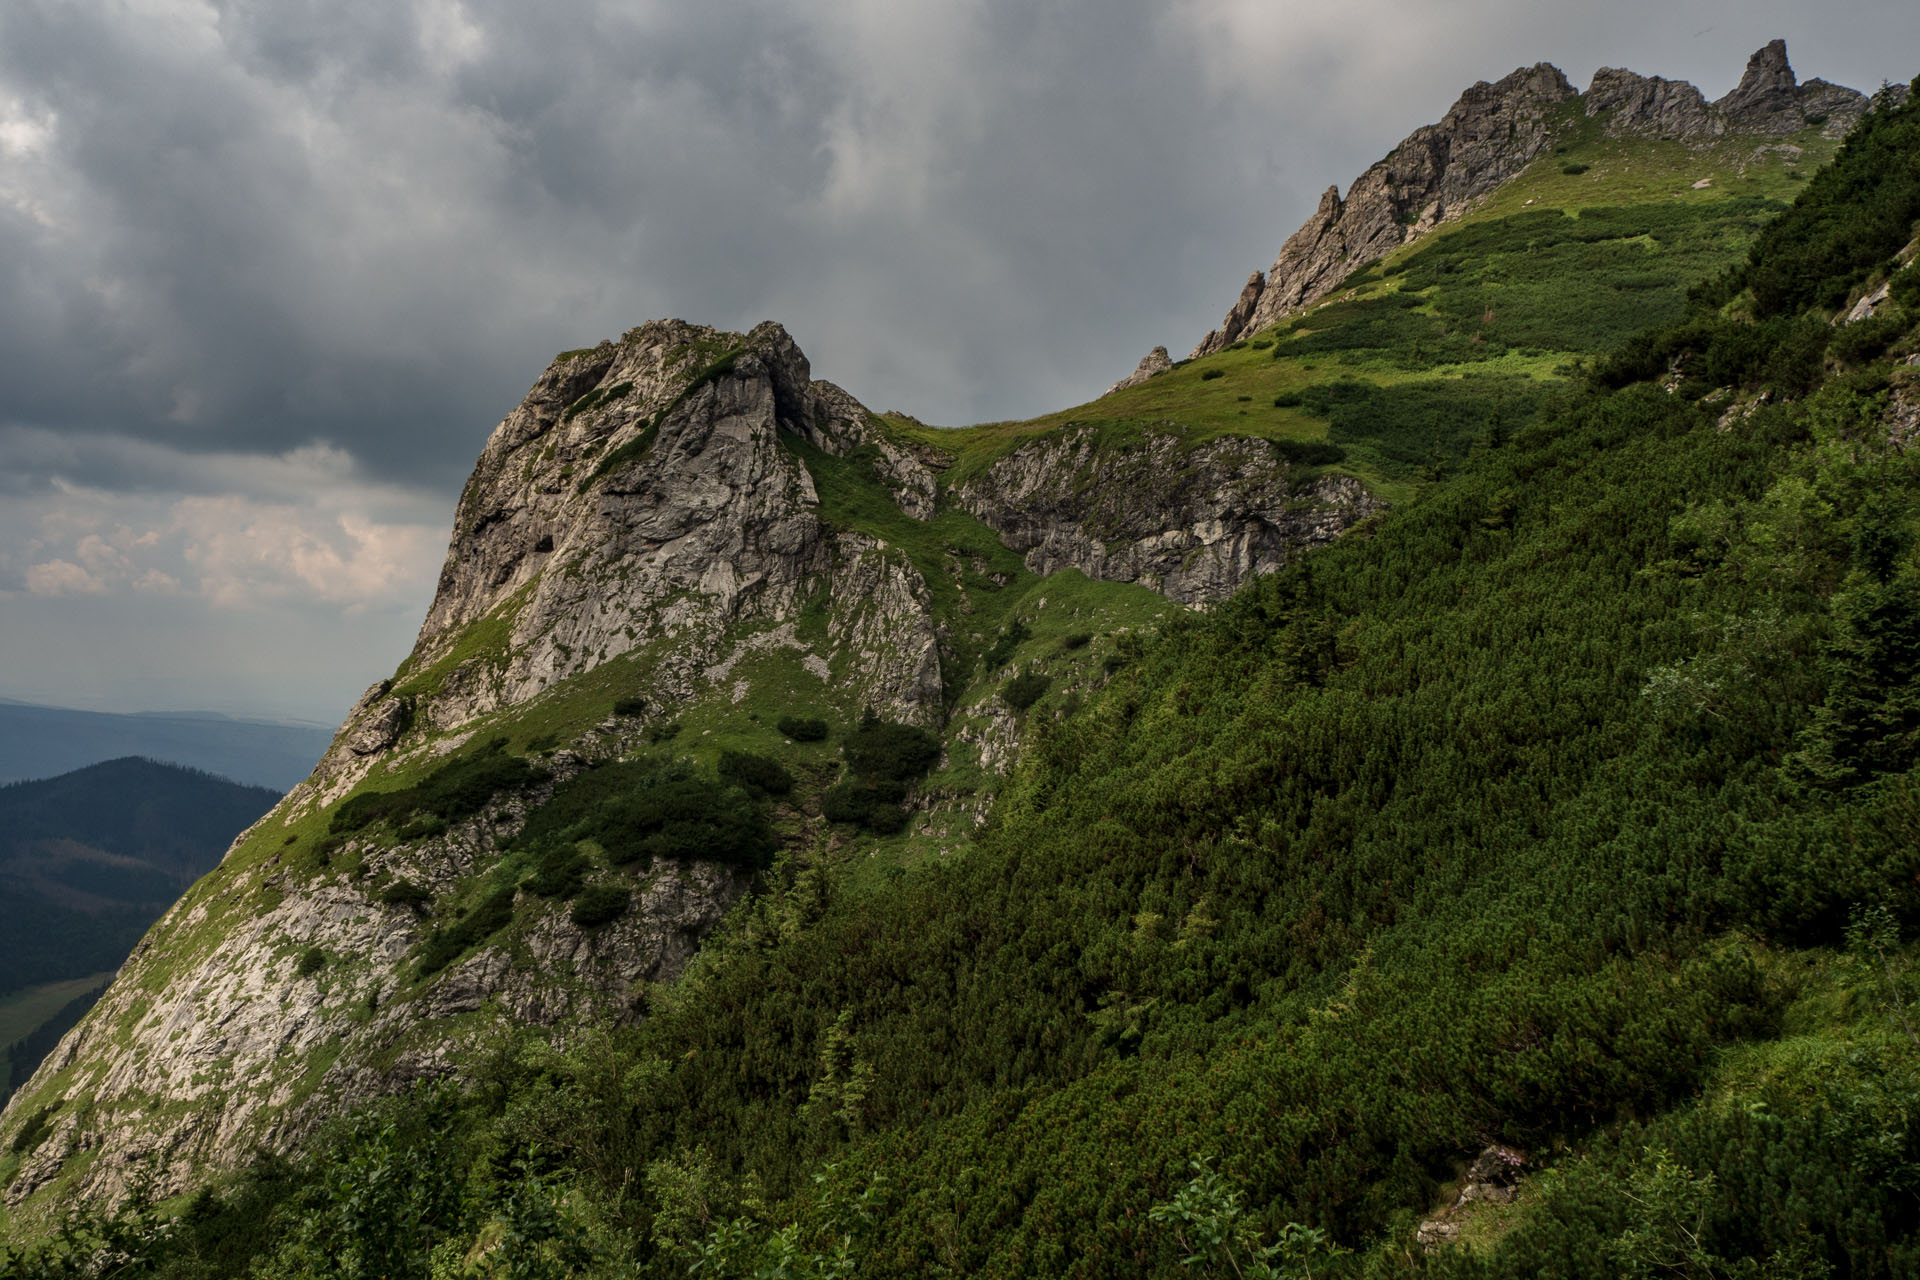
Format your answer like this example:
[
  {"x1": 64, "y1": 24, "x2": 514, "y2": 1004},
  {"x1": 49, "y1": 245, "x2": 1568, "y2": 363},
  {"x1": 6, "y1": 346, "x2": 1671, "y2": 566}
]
[{"x1": 2, "y1": 0, "x2": 1916, "y2": 726}]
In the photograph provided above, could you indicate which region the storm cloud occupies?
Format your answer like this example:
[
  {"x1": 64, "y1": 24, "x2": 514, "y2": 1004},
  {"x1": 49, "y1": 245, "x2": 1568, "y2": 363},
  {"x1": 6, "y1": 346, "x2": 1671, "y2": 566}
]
[{"x1": 2, "y1": 0, "x2": 1916, "y2": 723}]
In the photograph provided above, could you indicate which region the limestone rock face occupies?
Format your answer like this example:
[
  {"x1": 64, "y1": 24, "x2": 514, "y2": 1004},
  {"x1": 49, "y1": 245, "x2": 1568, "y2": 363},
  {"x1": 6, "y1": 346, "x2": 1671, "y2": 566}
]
[
  {"x1": 1106, "y1": 345, "x2": 1174, "y2": 395},
  {"x1": 308, "y1": 320, "x2": 948, "y2": 802},
  {"x1": 1, "y1": 781, "x2": 748, "y2": 1213},
  {"x1": 1586, "y1": 67, "x2": 1720, "y2": 138},
  {"x1": 1192, "y1": 63, "x2": 1577, "y2": 356},
  {"x1": 954, "y1": 426, "x2": 1383, "y2": 606}
]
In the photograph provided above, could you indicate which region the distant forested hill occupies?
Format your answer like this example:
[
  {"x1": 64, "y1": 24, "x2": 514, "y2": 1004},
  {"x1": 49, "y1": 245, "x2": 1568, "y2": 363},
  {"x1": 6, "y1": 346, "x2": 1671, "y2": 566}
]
[
  {"x1": 0, "y1": 699, "x2": 330, "y2": 792},
  {"x1": 0, "y1": 759, "x2": 278, "y2": 1002}
]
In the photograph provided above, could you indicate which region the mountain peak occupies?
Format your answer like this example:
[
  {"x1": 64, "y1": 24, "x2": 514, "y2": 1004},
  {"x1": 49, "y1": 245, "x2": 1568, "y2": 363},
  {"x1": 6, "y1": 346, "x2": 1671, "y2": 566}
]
[
  {"x1": 1717, "y1": 38, "x2": 1797, "y2": 117},
  {"x1": 1170, "y1": 43, "x2": 1868, "y2": 366}
]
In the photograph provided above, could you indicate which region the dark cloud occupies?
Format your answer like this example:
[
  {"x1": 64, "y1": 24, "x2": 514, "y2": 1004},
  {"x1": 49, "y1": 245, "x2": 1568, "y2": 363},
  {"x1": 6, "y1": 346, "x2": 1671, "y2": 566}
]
[{"x1": 2, "y1": 0, "x2": 1917, "y2": 720}]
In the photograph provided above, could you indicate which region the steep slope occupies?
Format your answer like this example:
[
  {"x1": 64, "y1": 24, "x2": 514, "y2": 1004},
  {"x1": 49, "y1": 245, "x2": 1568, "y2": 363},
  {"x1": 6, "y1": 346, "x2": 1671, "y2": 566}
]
[
  {"x1": 1183, "y1": 41, "x2": 1866, "y2": 360},
  {"x1": 0, "y1": 318, "x2": 1363, "y2": 1219}
]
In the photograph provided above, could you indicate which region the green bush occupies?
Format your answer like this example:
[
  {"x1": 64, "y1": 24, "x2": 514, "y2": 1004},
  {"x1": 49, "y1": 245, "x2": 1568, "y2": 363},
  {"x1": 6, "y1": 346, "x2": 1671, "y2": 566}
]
[
  {"x1": 1273, "y1": 392, "x2": 1303, "y2": 407},
  {"x1": 524, "y1": 843, "x2": 590, "y2": 898},
  {"x1": 514, "y1": 760, "x2": 776, "y2": 871},
  {"x1": 1059, "y1": 633, "x2": 1094, "y2": 651},
  {"x1": 823, "y1": 779, "x2": 908, "y2": 826},
  {"x1": 332, "y1": 738, "x2": 542, "y2": 834},
  {"x1": 864, "y1": 803, "x2": 910, "y2": 835},
  {"x1": 1561, "y1": 161, "x2": 1590, "y2": 175},
  {"x1": 396, "y1": 814, "x2": 446, "y2": 841},
  {"x1": 646, "y1": 720, "x2": 682, "y2": 744},
  {"x1": 7, "y1": 1102, "x2": 59, "y2": 1156},
  {"x1": 718, "y1": 749, "x2": 794, "y2": 796},
  {"x1": 1891, "y1": 264, "x2": 1920, "y2": 309},
  {"x1": 981, "y1": 621, "x2": 1030, "y2": 671},
  {"x1": 1199, "y1": 368, "x2": 1225, "y2": 381},
  {"x1": 294, "y1": 948, "x2": 326, "y2": 979},
  {"x1": 613, "y1": 696, "x2": 649, "y2": 718},
  {"x1": 777, "y1": 715, "x2": 830, "y2": 742},
  {"x1": 379, "y1": 880, "x2": 433, "y2": 912},
  {"x1": 416, "y1": 884, "x2": 518, "y2": 979},
  {"x1": 843, "y1": 714, "x2": 942, "y2": 782},
  {"x1": 1001, "y1": 670, "x2": 1052, "y2": 712},
  {"x1": 570, "y1": 884, "x2": 631, "y2": 928},
  {"x1": 1831, "y1": 309, "x2": 1909, "y2": 364}
]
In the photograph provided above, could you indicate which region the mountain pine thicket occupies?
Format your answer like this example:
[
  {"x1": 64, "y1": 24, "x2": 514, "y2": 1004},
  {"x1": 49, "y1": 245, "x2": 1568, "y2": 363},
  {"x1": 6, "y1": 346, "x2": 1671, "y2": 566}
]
[{"x1": 10, "y1": 83, "x2": 1920, "y2": 1280}]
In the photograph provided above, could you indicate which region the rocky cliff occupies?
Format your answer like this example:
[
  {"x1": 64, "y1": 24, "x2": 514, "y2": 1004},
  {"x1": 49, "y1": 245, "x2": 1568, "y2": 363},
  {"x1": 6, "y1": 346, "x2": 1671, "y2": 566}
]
[
  {"x1": 0, "y1": 319, "x2": 1380, "y2": 1220},
  {"x1": 1179, "y1": 41, "x2": 1866, "y2": 362},
  {"x1": 955, "y1": 428, "x2": 1380, "y2": 606}
]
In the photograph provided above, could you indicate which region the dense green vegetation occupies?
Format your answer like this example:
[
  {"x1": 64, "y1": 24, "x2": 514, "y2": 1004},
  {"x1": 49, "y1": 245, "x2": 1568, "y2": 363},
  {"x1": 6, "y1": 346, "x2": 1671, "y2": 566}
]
[
  {"x1": 9, "y1": 82, "x2": 1920, "y2": 1280},
  {"x1": 331, "y1": 737, "x2": 544, "y2": 836},
  {"x1": 511, "y1": 758, "x2": 777, "y2": 873}
]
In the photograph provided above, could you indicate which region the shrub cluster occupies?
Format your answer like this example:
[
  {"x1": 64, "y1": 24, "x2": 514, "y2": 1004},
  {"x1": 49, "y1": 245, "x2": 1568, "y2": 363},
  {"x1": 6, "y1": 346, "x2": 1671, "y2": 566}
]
[
  {"x1": 1001, "y1": 669, "x2": 1052, "y2": 712},
  {"x1": 332, "y1": 738, "x2": 542, "y2": 835},
  {"x1": 823, "y1": 711, "x2": 942, "y2": 832},
  {"x1": 570, "y1": 884, "x2": 631, "y2": 928},
  {"x1": 514, "y1": 759, "x2": 776, "y2": 872},
  {"x1": 416, "y1": 884, "x2": 518, "y2": 979},
  {"x1": 980, "y1": 620, "x2": 1030, "y2": 672},
  {"x1": 776, "y1": 715, "x2": 830, "y2": 742},
  {"x1": 718, "y1": 749, "x2": 794, "y2": 796}
]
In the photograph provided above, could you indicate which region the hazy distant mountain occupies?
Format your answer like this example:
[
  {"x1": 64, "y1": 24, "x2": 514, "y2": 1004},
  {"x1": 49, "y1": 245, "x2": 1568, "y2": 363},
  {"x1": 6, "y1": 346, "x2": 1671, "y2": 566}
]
[
  {"x1": 0, "y1": 698, "x2": 331, "y2": 791},
  {"x1": 0, "y1": 757, "x2": 280, "y2": 1001}
]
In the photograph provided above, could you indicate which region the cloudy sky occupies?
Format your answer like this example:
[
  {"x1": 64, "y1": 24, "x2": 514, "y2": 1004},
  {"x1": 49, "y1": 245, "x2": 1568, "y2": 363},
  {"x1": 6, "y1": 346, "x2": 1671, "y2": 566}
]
[{"x1": 2, "y1": 0, "x2": 1916, "y2": 726}]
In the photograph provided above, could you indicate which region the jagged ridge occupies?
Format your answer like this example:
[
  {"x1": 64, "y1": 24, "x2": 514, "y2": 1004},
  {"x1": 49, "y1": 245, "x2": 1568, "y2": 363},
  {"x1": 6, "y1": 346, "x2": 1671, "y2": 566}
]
[{"x1": 1182, "y1": 40, "x2": 1868, "y2": 362}]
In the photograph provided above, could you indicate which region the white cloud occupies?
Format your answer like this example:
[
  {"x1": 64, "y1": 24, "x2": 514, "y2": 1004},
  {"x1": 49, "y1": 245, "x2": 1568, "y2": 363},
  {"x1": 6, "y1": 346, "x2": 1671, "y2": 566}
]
[
  {"x1": 26, "y1": 558, "x2": 104, "y2": 595},
  {"x1": 172, "y1": 496, "x2": 440, "y2": 609}
]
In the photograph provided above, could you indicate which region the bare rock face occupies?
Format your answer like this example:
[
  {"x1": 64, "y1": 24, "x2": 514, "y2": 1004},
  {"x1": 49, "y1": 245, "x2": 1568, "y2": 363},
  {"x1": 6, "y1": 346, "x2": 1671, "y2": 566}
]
[
  {"x1": 309, "y1": 320, "x2": 948, "y2": 803},
  {"x1": 1192, "y1": 63, "x2": 1576, "y2": 356},
  {"x1": 1714, "y1": 40, "x2": 1867, "y2": 137},
  {"x1": 954, "y1": 426, "x2": 1382, "y2": 606},
  {"x1": 1586, "y1": 67, "x2": 1720, "y2": 138},
  {"x1": 0, "y1": 784, "x2": 748, "y2": 1214},
  {"x1": 1105, "y1": 345, "x2": 1174, "y2": 396}
]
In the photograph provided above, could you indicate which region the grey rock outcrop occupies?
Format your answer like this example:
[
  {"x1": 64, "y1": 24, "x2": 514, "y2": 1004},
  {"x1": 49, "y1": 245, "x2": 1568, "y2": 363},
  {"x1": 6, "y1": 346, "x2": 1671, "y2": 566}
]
[
  {"x1": 1714, "y1": 40, "x2": 1866, "y2": 137},
  {"x1": 1192, "y1": 63, "x2": 1577, "y2": 356},
  {"x1": 313, "y1": 319, "x2": 949, "y2": 797},
  {"x1": 1586, "y1": 67, "x2": 1720, "y2": 138},
  {"x1": 954, "y1": 426, "x2": 1382, "y2": 606},
  {"x1": 1106, "y1": 345, "x2": 1174, "y2": 395}
]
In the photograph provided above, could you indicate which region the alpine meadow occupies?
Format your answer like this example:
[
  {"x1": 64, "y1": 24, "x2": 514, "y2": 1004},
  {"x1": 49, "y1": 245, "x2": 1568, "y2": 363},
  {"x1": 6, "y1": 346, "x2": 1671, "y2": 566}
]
[{"x1": 7, "y1": 40, "x2": 1920, "y2": 1280}]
